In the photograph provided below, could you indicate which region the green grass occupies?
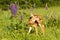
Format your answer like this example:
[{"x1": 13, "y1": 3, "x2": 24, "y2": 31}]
[{"x1": 0, "y1": 6, "x2": 60, "y2": 40}]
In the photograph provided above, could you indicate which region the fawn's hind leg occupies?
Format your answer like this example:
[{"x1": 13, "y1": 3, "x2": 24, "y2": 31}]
[
  {"x1": 33, "y1": 24, "x2": 38, "y2": 34},
  {"x1": 39, "y1": 24, "x2": 44, "y2": 35},
  {"x1": 35, "y1": 26, "x2": 38, "y2": 34}
]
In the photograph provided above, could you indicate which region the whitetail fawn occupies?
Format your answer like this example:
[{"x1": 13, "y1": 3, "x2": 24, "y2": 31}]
[{"x1": 28, "y1": 14, "x2": 44, "y2": 35}]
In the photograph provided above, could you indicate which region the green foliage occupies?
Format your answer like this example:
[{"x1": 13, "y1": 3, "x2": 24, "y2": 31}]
[
  {"x1": 0, "y1": 7, "x2": 60, "y2": 40},
  {"x1": 0, "y1": 0, "x2": 60, "y2": 10}
]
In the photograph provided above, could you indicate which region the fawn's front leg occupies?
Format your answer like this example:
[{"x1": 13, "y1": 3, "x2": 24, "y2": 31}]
[{"x1": 28, "y1": 26, "x2": 32, "y2": 34}]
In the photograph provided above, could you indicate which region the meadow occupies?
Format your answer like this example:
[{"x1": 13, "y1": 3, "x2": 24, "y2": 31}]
[{"x1": 0, "y1": 6, "x2": 60, "y2": 40}]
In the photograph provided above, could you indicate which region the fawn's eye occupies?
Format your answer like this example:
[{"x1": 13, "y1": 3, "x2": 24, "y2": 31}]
[{"x1": 29, "y1": 16, "x2": 32, "y2": 19}]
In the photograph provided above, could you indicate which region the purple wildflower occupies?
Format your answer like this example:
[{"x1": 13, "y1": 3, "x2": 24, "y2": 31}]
[
  {"x1": 45, "y1": 3, "x2": 48, "y2": 10},
  {"x1": 20, "y1": 12, "x2": 24, "y2": 20},
  {"x1": 46, "y1": 15, "x2": 49, "y2": 19},
  {"x1": 9, "y1": 2, "x2": 18, "y2": 17}
]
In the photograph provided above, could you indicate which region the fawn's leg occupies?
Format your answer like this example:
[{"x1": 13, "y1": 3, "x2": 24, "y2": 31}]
[
  {"x1": 28, "y1": 26, "x2": 32, "y2": 34},
  {"x1": 33, "y1": 24, "x2": 38, "y2": 34},
  {"x1": 35, "y1": 27, "x2": 38, "y2": 34},
  {"x1": 39, "y1": 24, "x2": 44, "y2": 35}
]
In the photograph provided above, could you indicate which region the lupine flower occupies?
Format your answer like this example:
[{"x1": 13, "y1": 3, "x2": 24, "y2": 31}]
[
  {"x1": 45, "y1": 3, "x2": 48, "y2": 10},
  {"x1": 46, "y1": 15, "x2": 49, "y2": 19},
  {"x1": 9, "y1": 2, "x2": 18, "y2": 17},
  {"x1": 20, "y1": 11, "x2": 24, "y2": 21}
]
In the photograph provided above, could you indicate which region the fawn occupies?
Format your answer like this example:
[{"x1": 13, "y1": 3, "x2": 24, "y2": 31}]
[{"x1": 28, "y1": 14, "x2": 44, "y2": 35}]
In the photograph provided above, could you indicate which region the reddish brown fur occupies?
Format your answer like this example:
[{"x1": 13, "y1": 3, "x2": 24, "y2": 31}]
[{"x1": 28, "y1": 14, "x2": 44, "y2": 34}]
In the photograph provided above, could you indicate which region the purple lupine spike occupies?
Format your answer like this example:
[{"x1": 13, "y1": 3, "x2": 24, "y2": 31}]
[
  {"x1": 45, "y1": 3, "x2": 48, "y2": 10},
  {"x1": 9, "y1": 2, "x2": 18, "y2": 17},
  {"x1": 20, "y1": 14, "x2": 23, "y2": 20},
  {"x1": 46, "y1": 15, "x2": 49, "y2": 19},
  {"x1": 20, "y1": 11, "x2": 24, "y2": 20}
]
